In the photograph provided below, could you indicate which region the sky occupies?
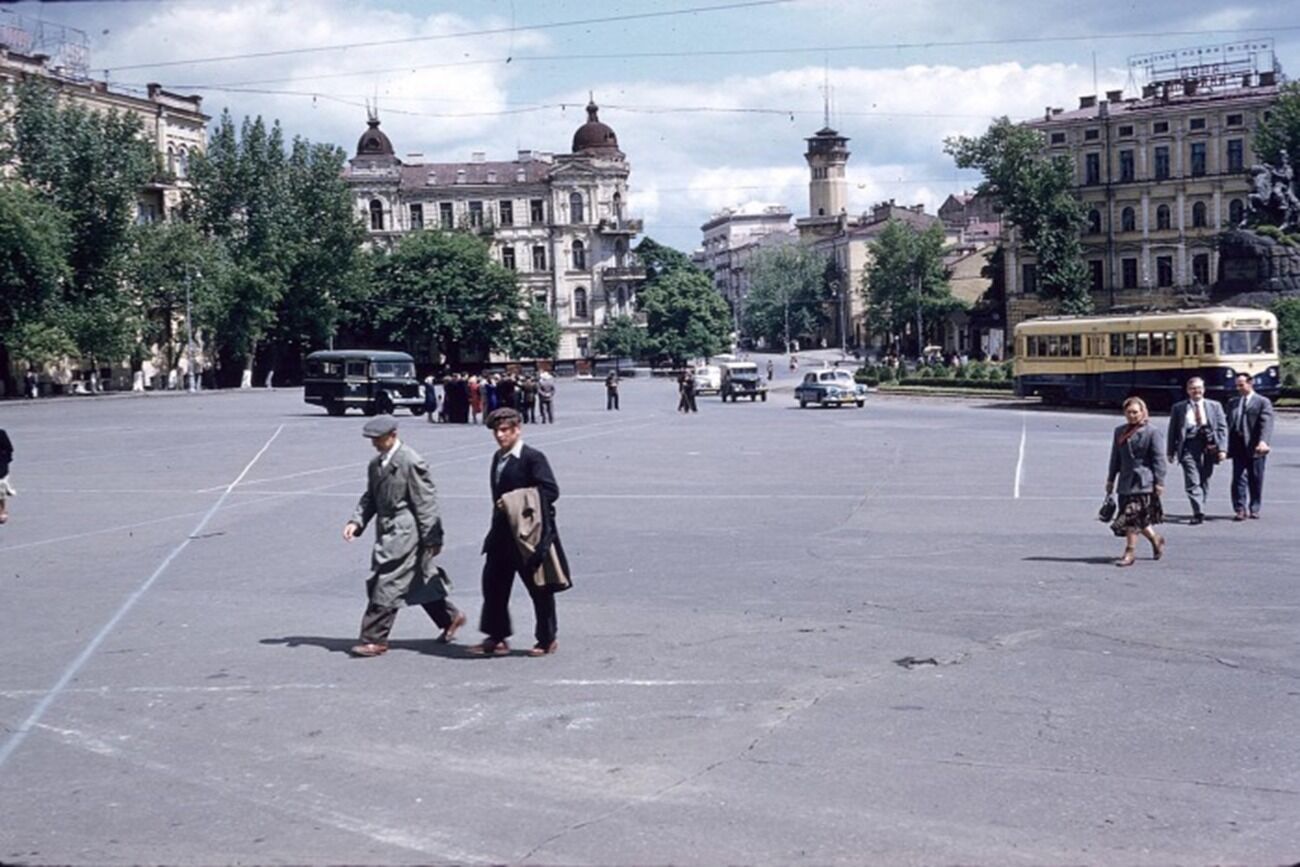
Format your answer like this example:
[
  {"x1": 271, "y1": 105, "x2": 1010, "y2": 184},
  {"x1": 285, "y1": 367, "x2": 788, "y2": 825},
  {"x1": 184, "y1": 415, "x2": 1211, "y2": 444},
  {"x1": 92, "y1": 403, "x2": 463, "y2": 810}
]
[{"x1": 14, "y1": 0, "x2": 1300, "y2": 250}]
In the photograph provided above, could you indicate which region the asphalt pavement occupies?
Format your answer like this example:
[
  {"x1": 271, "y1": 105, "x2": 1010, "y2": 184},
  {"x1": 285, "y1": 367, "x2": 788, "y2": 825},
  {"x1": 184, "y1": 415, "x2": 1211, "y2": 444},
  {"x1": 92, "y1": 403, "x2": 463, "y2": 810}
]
[{"x1": 0, "y1": 379, "x2": 1297, "y2": 865}]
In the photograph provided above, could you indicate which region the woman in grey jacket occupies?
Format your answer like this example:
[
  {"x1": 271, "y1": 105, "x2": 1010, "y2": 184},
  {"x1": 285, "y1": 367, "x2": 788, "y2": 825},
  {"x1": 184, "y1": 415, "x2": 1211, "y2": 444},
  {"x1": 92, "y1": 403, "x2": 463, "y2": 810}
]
[{"x1": 1106, "y1": 397, "x2": 1167, "y2": 566}]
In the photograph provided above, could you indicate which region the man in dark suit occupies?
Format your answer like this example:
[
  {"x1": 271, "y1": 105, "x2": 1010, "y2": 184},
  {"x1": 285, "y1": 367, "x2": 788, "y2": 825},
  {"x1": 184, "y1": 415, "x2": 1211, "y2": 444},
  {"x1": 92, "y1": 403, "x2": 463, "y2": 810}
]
[
  {"x1": 1166, "y1": 376, "x2": 1227, "y2": 524},
  {"x1": 1226, "y1": 373, "x2": 1275, "y2": 521},
  {"x1": 471, "y1": 407, "x2": 568, "y2": 657}
]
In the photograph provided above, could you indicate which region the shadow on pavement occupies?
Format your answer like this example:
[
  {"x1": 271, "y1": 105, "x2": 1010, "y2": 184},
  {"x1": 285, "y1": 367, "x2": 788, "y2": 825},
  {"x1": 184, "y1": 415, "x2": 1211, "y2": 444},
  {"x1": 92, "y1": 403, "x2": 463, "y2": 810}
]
[
  {"x1": 260, "y1": 635, "x2": 475, "y2": 659},
  {"x1": 1021, "y1": 555, "x2": 1117, "y2": 565}
]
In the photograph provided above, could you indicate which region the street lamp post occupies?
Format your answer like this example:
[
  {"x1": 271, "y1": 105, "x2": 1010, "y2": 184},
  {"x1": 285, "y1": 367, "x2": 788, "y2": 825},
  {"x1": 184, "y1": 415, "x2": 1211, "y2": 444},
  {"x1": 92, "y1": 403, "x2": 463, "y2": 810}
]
[{"x1": 185, "y1": 269, "x2": 198, "y2": 392}]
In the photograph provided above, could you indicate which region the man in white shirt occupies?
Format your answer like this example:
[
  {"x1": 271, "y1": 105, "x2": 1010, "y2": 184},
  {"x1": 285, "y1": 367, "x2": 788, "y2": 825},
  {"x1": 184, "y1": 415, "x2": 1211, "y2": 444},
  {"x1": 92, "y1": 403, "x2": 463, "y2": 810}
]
[
  {"x1": 1166, "y1": 376, "x2": 1227, "y2": 525},
  {"x1": 1226, "y1": 374, "x2": 1276, "y2": 520}
]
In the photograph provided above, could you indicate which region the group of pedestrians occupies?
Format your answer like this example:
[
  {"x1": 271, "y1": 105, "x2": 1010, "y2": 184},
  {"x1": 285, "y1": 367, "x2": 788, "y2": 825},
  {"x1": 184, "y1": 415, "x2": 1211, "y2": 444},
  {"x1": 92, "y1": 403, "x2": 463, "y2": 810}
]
[
  {"x1": 1105, "y1": 374, "x2": 1275, "y2": 566},
  {"x1": 343, "y1": 408, "x2": 570, "y2": 659},
  {"x1": 422, "y1": 371, "x2": 556, "y2": 426}
]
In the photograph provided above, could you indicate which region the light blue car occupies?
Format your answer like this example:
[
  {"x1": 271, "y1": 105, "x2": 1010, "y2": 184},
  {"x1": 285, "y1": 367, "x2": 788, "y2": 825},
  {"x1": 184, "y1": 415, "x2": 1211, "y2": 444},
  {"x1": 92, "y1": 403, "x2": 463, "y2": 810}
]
[{"x1": 794, "y1": 369, "x2": 867, "y2": 408}]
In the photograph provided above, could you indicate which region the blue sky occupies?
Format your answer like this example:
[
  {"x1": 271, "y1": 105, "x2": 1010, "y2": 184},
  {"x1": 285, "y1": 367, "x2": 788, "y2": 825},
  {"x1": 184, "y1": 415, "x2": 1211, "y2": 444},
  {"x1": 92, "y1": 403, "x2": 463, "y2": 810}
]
[{"x1": 22, "y1": 0, "x2": 1300, "y2": 249}]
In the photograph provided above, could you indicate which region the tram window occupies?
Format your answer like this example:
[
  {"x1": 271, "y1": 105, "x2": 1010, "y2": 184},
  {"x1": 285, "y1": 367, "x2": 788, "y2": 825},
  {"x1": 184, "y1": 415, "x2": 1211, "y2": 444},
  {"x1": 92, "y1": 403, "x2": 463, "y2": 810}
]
[
  {"x1": 1110, "y1": 334, "x2": 1121, "y2": 356},
  {"x1": 1124, "y1": 333, "x2": 1137, "y2": 356},
  {"x1": 1149, "y1": 333, "x2": 1163, "y2": 356},
  {"x1": 1202, "y1": 332, "x2": 1215, "y2": 354},
  {"x1": 1047, "y1": 336, "x2": 1059, "y2": 357},
  {"x1": 1219, "y1": 330, "x2": 1273, "y2": 354},
  {"x1": 1071, "y1": 335, "x2": 1082, "y2": 356},
  {"x1": 1136, "y1": 333, "x2": 1150, "y2": 356}
]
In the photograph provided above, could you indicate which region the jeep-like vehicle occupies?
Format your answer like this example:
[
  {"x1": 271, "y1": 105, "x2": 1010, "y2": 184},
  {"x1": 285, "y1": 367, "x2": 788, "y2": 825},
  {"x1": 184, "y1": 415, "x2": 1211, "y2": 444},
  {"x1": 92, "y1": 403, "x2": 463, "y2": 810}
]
[
  {"x1": 718, "y1": 361, "x2": 768, "y2": 402},
  {"x1": 304, "y1": 350, "x2": 424, "y2": 416}
]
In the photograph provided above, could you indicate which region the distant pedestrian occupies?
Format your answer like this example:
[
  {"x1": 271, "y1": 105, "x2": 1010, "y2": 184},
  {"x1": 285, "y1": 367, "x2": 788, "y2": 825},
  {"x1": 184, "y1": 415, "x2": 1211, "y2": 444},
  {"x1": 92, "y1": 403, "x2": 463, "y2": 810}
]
[
  {"x1": 23, "y1": 370, "x2": 37, "y2": 399},
  {"x1": 789, "y1": 354, "x2": 798, "y2": 372},
  {"x1": 484, "y1": 374, "x2": 500, "y2": 415},
  {"x1": 264, "y1": 369, "x2": 275, "y2": 389},
  {"x1": 766, "y1": 359, "x2": 774, "y2": 381},
  {"x1": 605, "y1": 370, "x2": 620, "y2": 410},
  {"x1": 0, "y1": 428, "x2": 13, "y2": 525},
  {"x1": 342, "y1": 415, "x2": 465, "y2": 657},
  {"x1": 1227, "y1": 373, "x2": 1275, "y2": 520},
  {"x1": 497, "y1": 374, "x2": 517, "y2": 416},
  {"x1": 470, "y1": 408, "x2": 570, "y2": 657},
  {"x1": 521, "y1": 376, "x2": 538, "y2": 423},
  {"x1": 423, "y1": 374, "x2": 439, "y2": 423},
  {"x1": 677, "y1": 369, "x2": 697, "y2": 413},
  {"x1": 537, "y1": 374, "x2": 555, "y2": 423},
  {"x1": 1166, "y1": 376, "x2": 1226, "y2": 524},
  {"x1": 1106, "y1": 396, "x2": 1166, "y2": 567},
  {"x1": 468, "y1": 375, "x2": 483, "y2": 425}
]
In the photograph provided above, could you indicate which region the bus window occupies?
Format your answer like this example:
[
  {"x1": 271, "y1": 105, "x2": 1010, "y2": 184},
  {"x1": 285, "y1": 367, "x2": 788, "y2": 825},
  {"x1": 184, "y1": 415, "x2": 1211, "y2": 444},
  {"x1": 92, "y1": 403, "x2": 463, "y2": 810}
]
[
  {"x1": 1136, "y1": 332, "x2": 1150, "y2": 356},
  {"x1": 1047, "y1": 336, "x2": 1059, "y2": 357},
  {"x1": 1219, "y1": 330, "x2": 1273, "y2": 355},
  {"x1": 372, "y1": 361, "x2": 417, "y2": 378},
  {"x1": 1124, "y1": 333, "x2": 1137, "y2": 356},
  {"x1": 1164, "y1": 332, "x2": 1177, "y2": 356},
  {"x1": 1202, "y1": 332, "x2": 1214, "y2": 355},
  {"x1": 345, "y1": 361, "x2": 367, "y2": 378},
  {"x1": 1071, "y1": 335, "x2": 1082, "y2": 357},
  {"x1": 1110, "y1": 334, "x2": 1121, "y2": 356}
]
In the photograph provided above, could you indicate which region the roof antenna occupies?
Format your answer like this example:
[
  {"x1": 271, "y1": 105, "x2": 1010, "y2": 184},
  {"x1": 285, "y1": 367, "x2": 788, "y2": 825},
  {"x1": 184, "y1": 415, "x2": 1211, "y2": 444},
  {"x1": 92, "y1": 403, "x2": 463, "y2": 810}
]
[{"x1": 822, "y1": 62, "x2": 831, "y2": 128}]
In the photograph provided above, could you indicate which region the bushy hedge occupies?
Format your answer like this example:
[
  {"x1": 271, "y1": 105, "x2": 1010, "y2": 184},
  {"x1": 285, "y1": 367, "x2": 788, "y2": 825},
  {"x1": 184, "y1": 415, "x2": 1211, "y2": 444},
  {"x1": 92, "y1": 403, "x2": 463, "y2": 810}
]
[
  {"x1": 897, "y1": 377, "x2": 1015, "y2": 391},
  {"x1": 856, "y1": 360, "x2": 1013, "y2": 389}
]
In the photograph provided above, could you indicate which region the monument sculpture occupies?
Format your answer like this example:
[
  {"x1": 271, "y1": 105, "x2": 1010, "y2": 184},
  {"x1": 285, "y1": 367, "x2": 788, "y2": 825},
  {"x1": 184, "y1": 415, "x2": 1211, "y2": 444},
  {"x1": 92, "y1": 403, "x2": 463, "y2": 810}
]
[{"x1": 1215, "y1": 155, "x2": 1300, "y2": 303}]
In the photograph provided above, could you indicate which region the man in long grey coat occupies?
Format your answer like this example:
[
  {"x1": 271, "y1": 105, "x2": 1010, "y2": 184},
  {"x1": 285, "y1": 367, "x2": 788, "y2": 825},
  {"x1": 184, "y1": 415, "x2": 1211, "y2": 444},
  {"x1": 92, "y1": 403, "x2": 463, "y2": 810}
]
[{"x1": 343, "y1": 415, "x2": 465, "y2": 657}]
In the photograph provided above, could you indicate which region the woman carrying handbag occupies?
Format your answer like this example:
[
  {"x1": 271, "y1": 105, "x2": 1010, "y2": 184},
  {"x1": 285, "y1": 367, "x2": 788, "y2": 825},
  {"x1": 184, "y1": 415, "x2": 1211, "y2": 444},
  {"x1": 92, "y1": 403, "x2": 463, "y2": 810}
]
[{"x1": 1105, "y1": 396, "x2": 1167, "y2": 567}]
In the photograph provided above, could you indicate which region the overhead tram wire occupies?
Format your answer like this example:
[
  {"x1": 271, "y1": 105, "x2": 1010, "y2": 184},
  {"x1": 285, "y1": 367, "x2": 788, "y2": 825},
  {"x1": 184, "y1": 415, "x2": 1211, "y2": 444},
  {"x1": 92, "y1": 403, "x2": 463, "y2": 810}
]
[
  {"x1": 109, "y1": 22, "x2": 1300, "y2": 88},
  {"x1": 103, "y1": 0, "x2": 795, "y2": 73}
]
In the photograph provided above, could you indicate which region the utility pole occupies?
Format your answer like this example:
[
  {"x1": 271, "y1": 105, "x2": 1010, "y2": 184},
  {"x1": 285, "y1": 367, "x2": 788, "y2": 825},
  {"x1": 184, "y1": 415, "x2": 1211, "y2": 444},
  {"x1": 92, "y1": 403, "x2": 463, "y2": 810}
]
[
  {"x1": 185, "y1": 269, "x2": 198, "y2": 392},
  {"x1": 913, "y1": 272, "x2": 924, "y2": 361}
]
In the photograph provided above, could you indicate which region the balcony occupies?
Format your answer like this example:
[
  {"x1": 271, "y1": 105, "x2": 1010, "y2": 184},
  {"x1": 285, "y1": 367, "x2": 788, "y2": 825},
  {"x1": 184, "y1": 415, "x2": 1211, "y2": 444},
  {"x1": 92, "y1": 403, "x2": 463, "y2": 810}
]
[
  {"x1": 596, "y1": 217, "x2": 643, "y2": 235},
  {"x1": 602, "y1": 264, "x2": 647, "y2": 282}
]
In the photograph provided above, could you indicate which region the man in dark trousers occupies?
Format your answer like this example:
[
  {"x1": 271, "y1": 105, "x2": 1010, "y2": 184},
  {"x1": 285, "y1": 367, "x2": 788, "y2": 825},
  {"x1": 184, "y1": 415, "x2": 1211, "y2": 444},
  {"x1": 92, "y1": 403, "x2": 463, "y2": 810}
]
[
  {"x1": 1226, "y1": 373, "x2": 1275, "y2": 520},
  {"x1": 471, "y1": 407, "x2": 568, "y2": 657},
  {"x1": 605, "y1": 370, "x2": 620, "y2": 410},
  {"x1": 0, "y1": 428, "x2": 13, "y2": 524},
  {"x1": 1166, "y1": 376, "x2": 1227, "y2": 525},
  {"x1": 343, "y1": 415, "x2": 465, "y2": 656}
]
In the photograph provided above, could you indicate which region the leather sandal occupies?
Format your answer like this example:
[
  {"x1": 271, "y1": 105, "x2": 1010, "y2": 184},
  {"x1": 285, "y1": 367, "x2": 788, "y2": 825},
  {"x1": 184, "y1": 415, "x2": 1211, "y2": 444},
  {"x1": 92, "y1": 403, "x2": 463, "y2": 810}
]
[
  {"x1": 468, "y1": 639, "x2": 510, "y2": 657},
  {"x1": 1151, "y1": 535, "x2": 1166, "y2": 561},
  {"x1": 436, "y1": 611, "x2": 467, "y2": 644},
  {"x1": 528, "y1": 640, "x2": 558, "y2": 657},
  {"x1": 1115, "y1": 550, "x2": 1136, "y2": 568}
]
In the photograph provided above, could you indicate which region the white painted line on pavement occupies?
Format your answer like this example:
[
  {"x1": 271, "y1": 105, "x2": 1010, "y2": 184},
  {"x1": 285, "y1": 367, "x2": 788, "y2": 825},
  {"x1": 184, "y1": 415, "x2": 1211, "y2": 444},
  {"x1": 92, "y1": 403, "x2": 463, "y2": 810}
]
[
  {"x1": 1013, "y1": 414, "x2": 1027, "y2": 499},
  {"x1": 0, "y1": 424, "x2": 285, "y2": 772}
]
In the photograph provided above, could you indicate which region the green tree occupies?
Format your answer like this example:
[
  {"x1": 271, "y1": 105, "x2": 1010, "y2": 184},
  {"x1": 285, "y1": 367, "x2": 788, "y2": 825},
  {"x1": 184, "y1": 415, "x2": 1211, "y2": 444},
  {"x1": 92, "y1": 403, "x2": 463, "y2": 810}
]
[
  {"x1": 1255, "y1": 81, "x2": 1300, "y2": 170},
  {"x1": 743, "y1": 244, "x2": 830, "y2": 350},
  {"x1": 509, "y1": 301, "x2": 562, "y2": 360},
  {"x1": 946, "y1": 117, "x2": 1092, "y2": 314},
  {"x1": 0, "y1": 181, "x2": 71, "y2": 391},
  {"x1": 594, "y1": 314, "x2": 647, "y2": 361},
  {"x1": 366, "y1": 230, "x2": 523, "y2": 366},
  {"x1": 638, "y1": 268, "x2": 731, "y2": 365},
  {"x1": 1273, "y1": 297, "x2": 1300, "y2": 356},
  {"x1": 863, "y1": 220, "x2": 963, "y2": 356},
  {"x1": 633, "y1": 236, "x2": 698, "y2": 281}
]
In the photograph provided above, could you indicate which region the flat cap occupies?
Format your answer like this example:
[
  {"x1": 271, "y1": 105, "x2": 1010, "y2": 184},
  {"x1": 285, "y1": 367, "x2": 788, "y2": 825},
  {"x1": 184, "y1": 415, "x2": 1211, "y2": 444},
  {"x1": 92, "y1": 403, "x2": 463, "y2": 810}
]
[
  {"x1": 361, "y1": 414, "x2": 399, "y2": 438},
  {"x1": 484, "y1": 407, "x2": 522, "y2": 429}
]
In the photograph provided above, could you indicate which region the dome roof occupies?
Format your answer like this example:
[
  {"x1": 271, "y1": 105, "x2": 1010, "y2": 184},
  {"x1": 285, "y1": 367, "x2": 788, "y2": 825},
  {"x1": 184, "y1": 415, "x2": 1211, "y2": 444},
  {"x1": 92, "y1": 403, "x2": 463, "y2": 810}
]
[
  {"x1": 357, "y1": 117, "x2": 395, "y2": 157},
  {"x1": 572, "y1": 100, "x2": 622, "y2": 157}
]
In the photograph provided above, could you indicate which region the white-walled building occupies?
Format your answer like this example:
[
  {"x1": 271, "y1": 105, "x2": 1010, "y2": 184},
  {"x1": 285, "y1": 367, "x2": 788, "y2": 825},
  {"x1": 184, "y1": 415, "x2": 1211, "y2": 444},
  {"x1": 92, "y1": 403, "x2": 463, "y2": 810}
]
[
  {"x1": 694, "y1": 204, "x2": 797, "y2": 332},
  {"x1": 344, "y1": 101, "x2": 644, "y2": 362}
]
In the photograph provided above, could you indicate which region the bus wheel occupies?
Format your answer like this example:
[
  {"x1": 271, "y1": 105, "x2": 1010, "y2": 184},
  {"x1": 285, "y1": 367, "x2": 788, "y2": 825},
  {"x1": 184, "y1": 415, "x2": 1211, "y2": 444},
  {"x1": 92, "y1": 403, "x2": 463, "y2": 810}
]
[{"x1": 375, "y1": 392, "x2": 395, "y2": 415}]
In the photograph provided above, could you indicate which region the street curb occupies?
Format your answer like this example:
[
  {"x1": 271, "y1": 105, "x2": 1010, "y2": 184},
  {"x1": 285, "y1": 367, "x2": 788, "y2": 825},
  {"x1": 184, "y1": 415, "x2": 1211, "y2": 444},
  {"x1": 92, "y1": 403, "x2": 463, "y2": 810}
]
[{"x1": 0, "y1": 388, "x2": 265, "y2": 410}]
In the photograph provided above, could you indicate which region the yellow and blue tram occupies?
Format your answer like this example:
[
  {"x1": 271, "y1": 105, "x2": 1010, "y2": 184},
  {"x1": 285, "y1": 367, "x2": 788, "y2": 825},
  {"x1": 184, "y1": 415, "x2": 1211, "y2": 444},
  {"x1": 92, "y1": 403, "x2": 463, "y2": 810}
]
[{"x1": 1014, "y1": 307, "x2": 1280, "y2": 405}]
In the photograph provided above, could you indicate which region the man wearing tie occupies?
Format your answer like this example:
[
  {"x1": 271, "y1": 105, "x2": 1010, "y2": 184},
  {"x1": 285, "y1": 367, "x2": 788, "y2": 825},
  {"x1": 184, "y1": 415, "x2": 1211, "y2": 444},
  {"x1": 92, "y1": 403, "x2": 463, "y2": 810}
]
[
  {"x1": 1226, "y1": 373, "x2": 1275, "y2": 521},
  {"x1": 1166, "y1": 377, "x2": 1227, "y2": 525},
  {"x1": 471, "y1": 407, "x2": 568, "y2": 657}
]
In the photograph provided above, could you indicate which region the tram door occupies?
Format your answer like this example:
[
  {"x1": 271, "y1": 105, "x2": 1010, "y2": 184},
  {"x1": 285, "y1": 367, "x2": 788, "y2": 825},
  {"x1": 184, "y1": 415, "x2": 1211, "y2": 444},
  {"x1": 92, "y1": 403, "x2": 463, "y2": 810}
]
[{"x1": 1083, "y1": 334, "x2": 1106, "y2": 402}]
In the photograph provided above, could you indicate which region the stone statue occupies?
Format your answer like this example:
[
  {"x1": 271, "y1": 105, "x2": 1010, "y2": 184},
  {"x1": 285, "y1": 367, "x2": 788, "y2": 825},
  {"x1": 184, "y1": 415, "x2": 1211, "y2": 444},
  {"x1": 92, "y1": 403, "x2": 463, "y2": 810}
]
[{"x1": 1246, "y1": 159, "x2": 1300, "y2": 229}]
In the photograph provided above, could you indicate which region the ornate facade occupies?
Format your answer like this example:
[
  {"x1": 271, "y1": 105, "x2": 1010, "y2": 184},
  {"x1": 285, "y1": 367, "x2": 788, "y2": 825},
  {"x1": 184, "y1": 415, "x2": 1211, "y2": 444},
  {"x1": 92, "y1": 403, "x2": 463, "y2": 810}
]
[{"x1": 344, "y1": 101, "x2": 644, "y2": 362}]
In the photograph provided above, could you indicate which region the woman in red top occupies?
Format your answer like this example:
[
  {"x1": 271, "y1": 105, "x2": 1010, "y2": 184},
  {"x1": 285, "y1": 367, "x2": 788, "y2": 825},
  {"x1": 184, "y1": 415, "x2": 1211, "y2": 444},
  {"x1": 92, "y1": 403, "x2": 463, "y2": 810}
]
[{"x1": 468, "y1": 375, "x2": 483, "y2": 425}]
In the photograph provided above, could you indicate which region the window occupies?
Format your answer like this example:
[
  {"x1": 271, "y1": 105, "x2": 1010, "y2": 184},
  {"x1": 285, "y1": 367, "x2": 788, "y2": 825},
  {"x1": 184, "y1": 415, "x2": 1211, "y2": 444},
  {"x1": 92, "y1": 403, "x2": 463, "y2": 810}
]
[
  {"x1": 1119, "y1": 149, "x2": 1135, "y2": 183},
  {"x1": 1156, "y1": 255, "x2": 1173, "y2": 287},
  {"x1": 1118, "y1": 124, "x2": 1134, "y2": 137},
  {"x1": 177, "y1": 147, "x2": 189, "y2": 179},
  {"x1": 617, "y1": 286, "x2": 627, "y2": 307},
  {"x1": 1085, "y1": 153, "x2": 1101, "y2": 185},
  {"x1": 1121, "y1": 207, "x2": 1136, "y2": 232},
  {"x1": 1154, "y1": 146, "x2": 1170, "y2": 180},
  {"x1": 346, "y1": 361, "x2": 367, "y2": 378},
  {"x1": 167, "y1": 145, "x2": 176, "y2": 175},
  {"x1": 569, "y1": 192, "x2": 585, "y2": 224},
  {"x1": 486, "y1": 170, "x2": 497, "y2": 184},
  {"x1": 532, "y1": 244, "x2": 547, "y2": 270},
  {"x1": 1087, "y1": 209, "x2": 1102, "y2": 234},
  {"x1": 501, "y1": 245, "x2": 516, "y2": 270},
  {"x1": 1192, "y1": 253, "x2": 1211, "y2": 285},
  {"x1": 1229, "y1": 198, "x2": 1245, "y2": 226},
  {"x1": 612, "y1": 192, "x2": 623, "y2": 220},
  {"x1": 410, "y1": 203, "x2": 423, "y2": 230},
  {"x1": 573, "y1": 286, "x2": 589, "y2": 318},
  {"x1": 1021, "y1": 263, "x2": 1038, "y2": 294},
  {"x1": 369, "y1": 199, "x2": 384, "y2": 231},
  {"x1": 1190, "y1": 142, "x2": 1206, "y2": 177},
  {"x1": 1089, "y1": 260, "x2": 1104, "y2": 292},
  {"x1": 468, "y1": 200, "x2": 484, "y2": 227},
  {"x1": 1227, "y1": 139, "x2": 1244, "y2": 173},
  {"x1": 1218, "y1": 330, "x2": 1274, "y2": 355},
  {"x1": 440, "y1": 202, "x2": 454, "y2": 229},
  {"x1": 571, "y1": 239, "x2": 586, "y2": 270},
  {"x1": 1050, "y1": 132, "x2": 1066, "y2": 145},
  {"x1": 530, "y1": 199, "x2": 545, "y2": 224},
  {"x1": 577, "y1": 335, "x2": 591, "y2": 357},
  {"x1": 1226, "y1": 113, "x2": 1243, "y2": 127},
  {"x1": 1153, "y1": 121, "x2": 1169, "y2": 134},
  {"x1": 1121, "y1": 257, "x2": 1138, "y2": 289},
  {"x1": 499, "y1": 200, "x2": 514, "y2": 226},
  {"x1": 1084, "y1": 128, "x2": 1100, "y2": 141},
  {"x1": 1192, "y1": 201, "x2": 1207, "y2": 228},
  {"x1": 1156, "y1": 204, "x2": 1171, "y2": 230},
  {"x1": 1189, "y1": 117, "x2": 1206, "y2": 131}
]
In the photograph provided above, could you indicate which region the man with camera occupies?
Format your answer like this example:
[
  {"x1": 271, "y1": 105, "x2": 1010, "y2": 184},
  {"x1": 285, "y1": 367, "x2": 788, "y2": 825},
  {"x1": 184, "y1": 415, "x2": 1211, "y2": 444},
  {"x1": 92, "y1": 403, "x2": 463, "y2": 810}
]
[{"x1": 1166, "y1": 376, "x2": 1227, "y2": 525}]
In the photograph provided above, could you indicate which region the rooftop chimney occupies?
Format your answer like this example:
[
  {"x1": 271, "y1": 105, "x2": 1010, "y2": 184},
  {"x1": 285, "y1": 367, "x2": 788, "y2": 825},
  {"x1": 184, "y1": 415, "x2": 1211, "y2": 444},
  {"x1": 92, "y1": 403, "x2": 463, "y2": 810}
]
[
  {"x1": 1260, "y1": 71, "x2": 1277, "y2": 86},
  {"x1": 517, "y1": 149, "x2": 533, "y2": 161},
  {"x1": 471, "y1": 151, "x2": 486, "y2": 162},
  {"x1": 1142, "y1": 83, "x2": 1157, "y2": 99},
  {"x1": 1051, "y1": 107, "x2": 1064, "y2": 116},
  {"x1": 1106, "y1": 88, "x2": 1123, "y2": 102},
  {"x1": 1079, "y1": 95, "x2": 1097, "y2": 109}
]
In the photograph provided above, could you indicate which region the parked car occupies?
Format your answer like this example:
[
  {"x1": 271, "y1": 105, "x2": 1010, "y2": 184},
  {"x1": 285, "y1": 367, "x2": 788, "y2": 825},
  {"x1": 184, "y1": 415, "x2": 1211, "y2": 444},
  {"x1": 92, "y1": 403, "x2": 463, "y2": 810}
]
[
  {"x1": 794, "y1": 369, "x2": 867, "y2": 408},
  {"x1": 693, "y1": 364, "x2": 722, "y2": 395},
  {"x1": 719, "y1": 361, "x2": 768, "y2": 401},
  {"x1": 303, "y1": 350, "x2": 424, "y2": 416}
]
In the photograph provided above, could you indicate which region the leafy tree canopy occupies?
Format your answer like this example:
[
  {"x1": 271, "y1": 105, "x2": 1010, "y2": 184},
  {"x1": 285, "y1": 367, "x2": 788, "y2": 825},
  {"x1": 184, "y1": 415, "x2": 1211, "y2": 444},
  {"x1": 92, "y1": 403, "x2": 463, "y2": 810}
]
[
  {"x1": 863, "y1": 220, "x2": 964, "y2": 351},
  {"x1": 742, "y1": 244, "x2": 831, "y2": 350},
  {"x1": 594, "y1": 314, "x2": 647, "y2": 360},
  {"x1": 1255, "y1": 81, "x2": 1300, "y2": 171},
  {"x1": 638, "y1": 268, "x2": 731, "y2": 365}
]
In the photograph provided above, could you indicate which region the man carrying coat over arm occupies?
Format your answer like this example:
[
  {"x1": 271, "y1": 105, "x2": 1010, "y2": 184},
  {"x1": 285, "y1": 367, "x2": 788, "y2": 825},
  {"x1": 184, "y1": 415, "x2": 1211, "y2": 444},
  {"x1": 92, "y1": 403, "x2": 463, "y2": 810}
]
[
  {"x1": 470, "y1": 407, "x2": 570, "y2": 657},
  {"x1": 343, "y1": 415, "x2": 465, "y2": 657}
]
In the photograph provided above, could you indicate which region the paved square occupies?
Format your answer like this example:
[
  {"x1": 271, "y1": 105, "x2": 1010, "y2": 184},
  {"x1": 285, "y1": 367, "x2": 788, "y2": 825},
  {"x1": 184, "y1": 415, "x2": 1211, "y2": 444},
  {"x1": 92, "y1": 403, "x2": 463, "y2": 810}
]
[{"x1": 1, "y1": 379, "x2": 1297, "y2": 864}]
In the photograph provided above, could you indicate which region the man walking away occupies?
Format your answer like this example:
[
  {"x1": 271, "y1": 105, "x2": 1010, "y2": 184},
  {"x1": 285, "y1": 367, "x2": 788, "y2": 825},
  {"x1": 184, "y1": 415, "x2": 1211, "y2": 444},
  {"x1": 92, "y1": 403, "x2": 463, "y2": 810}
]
[
  {"x1": 471, "y1": 408, "x2": 569, "y2": 657},
  {"x1": 343, "y1": 416, "x2": 465, "y2": 656},
  {"x1": 1166, "y1": 376, "x2": 1226, "y2": 524},
  {"x1": 605, "y1": 370, "x2": 620, "y2": 410},
  {"x1": 521, "y1": 376, "x2": 538, "y2": 424},
  {"x1": 538, "y1": 373, "x2": 555, "y2": 423},
  {"x1": 0, "y1": 428, "x2": 14, "y2": 524},
  {"x1": 1227, "y1": 374, "x2": 1275, "y2": 520}
]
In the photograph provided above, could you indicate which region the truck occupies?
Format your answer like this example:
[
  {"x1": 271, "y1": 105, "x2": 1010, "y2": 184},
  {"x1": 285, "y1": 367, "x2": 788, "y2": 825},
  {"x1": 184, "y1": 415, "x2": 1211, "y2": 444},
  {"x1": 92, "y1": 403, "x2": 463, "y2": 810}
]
[{"x1": 718, "y1": 360, "x2": 768, "y2": 402}]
